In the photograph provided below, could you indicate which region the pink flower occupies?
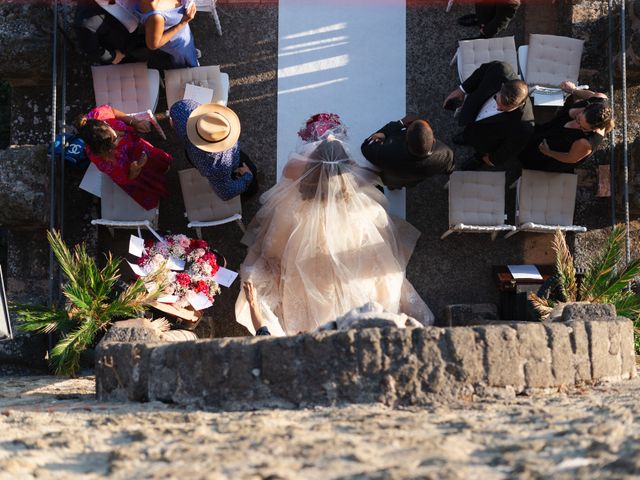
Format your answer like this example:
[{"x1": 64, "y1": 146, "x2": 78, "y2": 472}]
[{"x1": 176, "y1": 273, "x2": 191, "y2": 287}]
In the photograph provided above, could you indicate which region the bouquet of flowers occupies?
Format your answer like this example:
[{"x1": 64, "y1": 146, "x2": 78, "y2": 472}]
[
  {"x1": 138, "y1": 234, "x2": 221, "y2": 309},
  {"x1": 297, "y1": 113, "x2": 347, "y2": 142}
]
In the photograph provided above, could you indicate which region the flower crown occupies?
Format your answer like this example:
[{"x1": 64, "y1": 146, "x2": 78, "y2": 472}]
[{"x1": 297, "y1": 113, "x2": 347, "y2": 142}]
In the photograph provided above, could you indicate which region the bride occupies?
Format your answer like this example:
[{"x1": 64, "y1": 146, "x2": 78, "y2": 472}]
[{"x1": 235, "y1": 115, "x2": 434, "y2": 336}]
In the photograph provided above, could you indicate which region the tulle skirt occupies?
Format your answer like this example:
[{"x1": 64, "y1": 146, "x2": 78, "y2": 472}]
[{"x1": 235, "y1": 161, "x2": 434, "y2": 336}]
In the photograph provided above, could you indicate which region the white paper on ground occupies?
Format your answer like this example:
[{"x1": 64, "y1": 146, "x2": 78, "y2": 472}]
[
  {"x1": 277, "y1": 0, "x2": 406, "y2": 216},
  {"x1": 508, "y1": 264, "x2": 543, "y2": 280},
  {"x1": 187, "y1": 291, "x2": 213, "y2": 310},
  {"x1": 157, "y1": 294, "x2": 180, "y2": 304},
  {"x1": 79, "y1": 163, "x2": 103, "y2": 198},
  {"x1": 212, "y1": 266, "x2": 238, "y2": 288},
  {"x1": 127, "y1": 261, "x2": 148, "y2": 277},
  {"x1": 129, "y1": 235, "x2": 145, "y2": 257},
  {"x1": 184, "y1": 83, "x2": 215, "y2": 105},
  {"x1": 167, "y1": 256, "x2": 186, "y2": 271}
]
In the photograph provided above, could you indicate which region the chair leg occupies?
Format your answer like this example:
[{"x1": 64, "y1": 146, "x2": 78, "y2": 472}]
[
  {"x1": 196, "y1": 227, "x2": 203, "y2": 239},
  {"x1": 212, "y1": 1, "x2": 222, "y2": 36},
  {"x1": 491, "y1": 231, "x2": 498, "y2": 241},
  {"x1": 236, "y1": 219, "x2": 246, "y2": 233},
  {"x1": 504, "y1": 229, "x2": 519, "y2": 239},
  {"x1": 446, "y1": 0, "x2": 454, "y2": 13},
  {"x1": 441, "y1": 229, "x2": 454, "y2": 240}
]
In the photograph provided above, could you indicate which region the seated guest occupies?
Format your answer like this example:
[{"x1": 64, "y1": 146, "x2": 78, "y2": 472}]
[
  {"x1": 458, "y1": 0, "x2": 521, "y2": 39},
  {"x1": 74, "y1": 0, "x2": 150, "y2": 65},
  {"x1": 170, "y1": 100, "x2": 258, "y2": 200},
  {"x1": 443, "y1": 61, "x2": 534, "y2": 170},
  {"x1": 135, "y1": 0, "x2": 199, "y2": 69},
  {"x1": 518, "y1": 82, "x2": 613, "y2": 173},
  {"x1": 360, "y1": 114, "x2": 454, "y2": 189},
  {"x1": 79, "y1": 105, "x2": 173, "y2": 210}
]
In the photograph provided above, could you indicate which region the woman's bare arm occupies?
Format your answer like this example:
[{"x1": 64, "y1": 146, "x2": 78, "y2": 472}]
[{"x1": 538, "y1": 138, "x2": 592, "y2": 164}]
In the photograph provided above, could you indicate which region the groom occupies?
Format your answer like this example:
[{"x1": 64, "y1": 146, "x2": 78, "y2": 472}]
[{"x1": 361, "y1": 114, "x2": 454, "y2": 190}]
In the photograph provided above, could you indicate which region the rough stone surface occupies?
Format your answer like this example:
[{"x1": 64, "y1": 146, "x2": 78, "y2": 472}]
[
  {"x1": 562, "y1": 303, "x2": 617, "y2": 322},
  {"x1": 442, "y1": 303, "x2": 499, "y2": 327},
  {"x1": 0, "y1": 145, "x2": 49, "y2": 226},
  {"x1": 100, "y1": 325, "x2": 162, "y2": 344},
  {"x1": 96, "y1": 319, "x2": 637, "y2": 409},
  {"x1": 0, "y1": 1, "x2": 52, "y2": 86}
]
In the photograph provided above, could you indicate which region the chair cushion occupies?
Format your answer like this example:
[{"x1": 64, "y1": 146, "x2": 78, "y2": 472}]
[
  {"x1": 449, "y1": 171, "x2": 506, "y2": 226},
  {"x1": 518, "y1": 169, "x2": 578, "y2": 226},
  {"x1": 457, "y1": 36, "x2": 518, "y2": 83},
  {"x1": 165, "y1": 66, "x2": 228, "y2": 109},
  {"x1": 178, "y1": 168, "x2": 241, "y2": 222},
  {"x1": 524, "y1": 34, "x2": 583, "y2": 87},
  {"x1": 91, "y1": 63, "x2": 152, "y2": 114},
  {"x1": 100, "y1": 175, "x2": 157, "y2": 222}
]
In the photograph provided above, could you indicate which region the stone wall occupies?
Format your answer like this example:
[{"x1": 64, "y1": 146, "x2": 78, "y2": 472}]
[{"x1": 96, "y1": 316, "x2": 636, "y2": 409}]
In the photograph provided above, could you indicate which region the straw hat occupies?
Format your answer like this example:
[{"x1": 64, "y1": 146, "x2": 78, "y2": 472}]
[{"x1": 186, "y1": 103, "x2": 241, "y2": 153}]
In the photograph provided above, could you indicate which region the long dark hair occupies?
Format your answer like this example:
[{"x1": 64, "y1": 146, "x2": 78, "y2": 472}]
[
  {"x1": 584, "y1": 102, "x2": 614, "y2": 134},
  {"x1": 78, "y1": 118, "x2": 115, "y2": 157}
]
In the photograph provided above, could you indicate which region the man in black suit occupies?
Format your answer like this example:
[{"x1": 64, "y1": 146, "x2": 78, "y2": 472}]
[
  {"x1": 361, "y1": 114, "x2": 454, "y2": 190},
  {"x1": 443, "y1": 61, "x2": 534, "y2": 170},
  {"x1": 458, "y1": 0, "x2": 521, "y2": 38}
]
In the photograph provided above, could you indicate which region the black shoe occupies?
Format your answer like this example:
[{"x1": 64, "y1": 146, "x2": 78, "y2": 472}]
[
  {"x1": 452, "y1": 132, "x2": 467, "y2": 146},
  {"x1": 457, "y1": 14, "x2": 479, "y2": 27},
  {"x1": 256, "y1": 326, "x2": 271, "y2": 336},
  {"x1": 456, "y1": 156, "x2": 483, "y2": 171}
]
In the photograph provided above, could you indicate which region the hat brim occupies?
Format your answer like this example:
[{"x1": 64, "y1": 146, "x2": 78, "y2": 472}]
[{"x1": 186, "y1": 103, "x2": 241, "y2": 153}]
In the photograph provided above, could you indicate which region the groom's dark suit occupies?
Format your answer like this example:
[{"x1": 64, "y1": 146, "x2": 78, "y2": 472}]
[
  {"x1": 460, "y1": 61, "x2": 534, "y2": 167},
  {"x1": 361, "y1": 121, "x2": 454, "y2": 189}
]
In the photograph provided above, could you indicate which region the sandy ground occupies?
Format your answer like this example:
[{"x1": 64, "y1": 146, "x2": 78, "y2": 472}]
[{"x1": 1, "y1": 376, "x2": 640, "y2": 479}]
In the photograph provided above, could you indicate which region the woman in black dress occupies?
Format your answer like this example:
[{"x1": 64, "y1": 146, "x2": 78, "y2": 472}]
[{"x1": 519, "y1": 82, "x2": 614, "y2": 173}]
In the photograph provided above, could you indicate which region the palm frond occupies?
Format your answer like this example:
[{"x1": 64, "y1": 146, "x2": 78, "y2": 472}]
[
  {"x1": 581, "y1": 226, "x2": 625, "y2": 299},
  {"x1": 50, "y1": 319, "x2": 100, "y2": 376},
  {"x1": 528, "y1": 292, "x2": 555, "y2": 321},
  {"x1": 552, "y1": 230, "x2": 577, "y2": 302},
  {"x1": 12, "y1": 304, "x2": 73, "y2": 334},
  {"x1": 607, "y1": 291, "x2": 640, "y2": 322},
  {"x1": 594, "y1": 258, "x2": 640, "y2": 303},
  {"x1": 48, "y1": 230, "x2": 78, "y2": 285}
]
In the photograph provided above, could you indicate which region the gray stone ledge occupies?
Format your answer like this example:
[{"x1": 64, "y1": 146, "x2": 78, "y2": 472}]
[{"x1": 95, "y1": 319, "x2": 637, "y2": 409}]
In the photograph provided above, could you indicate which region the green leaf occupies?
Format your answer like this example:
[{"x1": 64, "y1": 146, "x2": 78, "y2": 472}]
[{"x1": 581, "y1": 226, "x2": 625, "y2": 299}]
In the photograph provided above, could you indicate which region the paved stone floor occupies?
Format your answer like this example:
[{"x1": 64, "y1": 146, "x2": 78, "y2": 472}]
[{"x1": 1, "y1": 374, "x2": 640, "y2": 479}]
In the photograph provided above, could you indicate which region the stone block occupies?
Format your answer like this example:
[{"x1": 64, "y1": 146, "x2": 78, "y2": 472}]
[
  {"x1": 100, "y1": 324, "x2": 162, "y2": 344},
  {"x1": 95, "y1": 342, "x2": 153, "y2": 401},
  {"x1": 587, "y1": 320, "x2": 622, "y2": 381},
  {"x1": 562, "y1": 303, "x2": 616, "y2": 322},
  {"x1": 618, "y1": 318, "x2": 637, "y2": 379},
  {"x1": 515, "y1": 323, "x2": 553, "y2": 388},
  {"x1": 544, "y1": 323, "x2": 575, "y2": 386},
  {"x1": 443, "y1": 327, "x2": 485, "y2": 384},
  {"x1": 482, "y1": 326, "x2": 524, "y2": 390},
  {"x1": 442, "y1": 304, "x2": 499, "y2": 327},
  {"x1": 567, "y1": 320, "x2": 592, "y2": 383},
  {"x1": 0, "y1": 146, "x2": 49, "y2": 226}
]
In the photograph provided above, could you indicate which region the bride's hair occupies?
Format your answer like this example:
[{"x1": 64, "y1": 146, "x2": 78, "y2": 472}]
[{"x1": 298, "y1": 139, "x2": 352, "y2": 201}]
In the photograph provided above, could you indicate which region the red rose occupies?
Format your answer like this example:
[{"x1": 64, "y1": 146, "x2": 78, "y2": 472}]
[
  {"x1": 195, "y1": 280, "x2": 209, "y2": 296},
  {"x1": 144, "y1": 239, "x2": 154, "y2": 248},
  {"x1": 176, "y1": 273, "x2": 191, "y2": 287}
]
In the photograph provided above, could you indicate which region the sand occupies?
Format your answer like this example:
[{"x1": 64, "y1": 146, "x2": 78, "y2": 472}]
[{"x1": 1, "y1": 375, "x2": 640, "y2": 479}]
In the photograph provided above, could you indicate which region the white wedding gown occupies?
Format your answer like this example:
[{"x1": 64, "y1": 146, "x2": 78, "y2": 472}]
[{"x1": 235, "y1": 139, "x2": 434, "y2": 336}]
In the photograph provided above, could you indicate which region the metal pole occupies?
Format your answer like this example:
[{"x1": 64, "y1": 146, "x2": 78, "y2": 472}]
[
  {"x1": 60, "y1": 0, "x2": 67, "y2": 240},
  {"x1": 608, "y1": 0, "x2": 616, "y2": 227},
  {"x1": 48, "y1": 0, "x2": 58, "y2": 310},
  {"x1": 620, "y1": 0, "x2": 631, "y2": 263}
]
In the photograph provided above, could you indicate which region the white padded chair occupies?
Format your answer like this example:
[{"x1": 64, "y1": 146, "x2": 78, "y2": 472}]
[
  {"x1": 178, "y1": 168, "x2": 244, "y2": 239},
  {"x1": 504, "y1": 169, "x2": 586, "y2": 238},
  {"x1": 442, "y1": 171, "x2": 515, "y2": 240},
  {"x1": 164, "y1": 65, "x2": 230, "y2": 109},
  {"x1": 518, "y1": 34, "x2": 584, "y2": 106},
  {"x1": 194, "y1": 0, "x2": 222, "y2": 36},
  {"x1": 91, "y1": 62, "x2": 160, "y2": 115},
  {"x1": 452, "y1": 36, "x2": 519, "y2": 83},
  {"x1": 91, "y1": 174, "x2": 159, "y2": 237}
]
